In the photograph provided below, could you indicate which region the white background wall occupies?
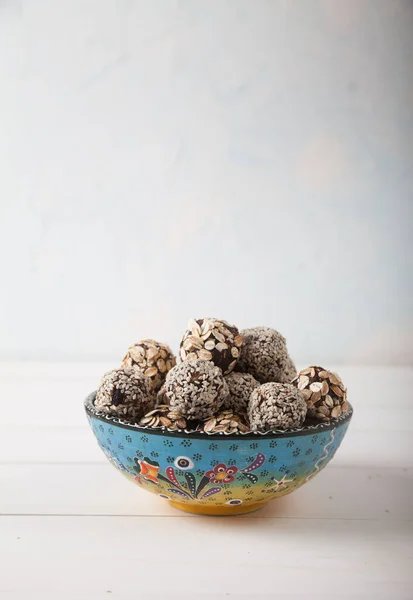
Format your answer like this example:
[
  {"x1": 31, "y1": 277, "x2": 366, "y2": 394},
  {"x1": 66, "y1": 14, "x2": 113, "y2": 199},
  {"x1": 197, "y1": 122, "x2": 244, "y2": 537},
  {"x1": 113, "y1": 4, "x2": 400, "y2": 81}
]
[{"x1": 0, "y1": 0, "x2": 412, "y2": 365}]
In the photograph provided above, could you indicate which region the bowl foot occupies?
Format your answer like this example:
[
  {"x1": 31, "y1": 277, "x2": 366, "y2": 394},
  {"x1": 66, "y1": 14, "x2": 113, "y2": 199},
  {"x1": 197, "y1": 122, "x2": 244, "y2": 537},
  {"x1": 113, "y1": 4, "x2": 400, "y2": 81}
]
[{"x1": 168, "y1": 500, "x2": 267, "y2": 516}]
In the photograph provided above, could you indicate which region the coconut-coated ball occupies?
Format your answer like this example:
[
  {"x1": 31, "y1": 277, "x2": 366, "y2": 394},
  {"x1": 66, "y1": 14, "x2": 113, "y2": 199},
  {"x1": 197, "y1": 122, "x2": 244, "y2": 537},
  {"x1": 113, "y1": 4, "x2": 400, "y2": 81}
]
[
  {"x1": 240, "y1": 326, "x2": 294, "y2": 383},
  {"x1": 179, "y1": 318, "x2": 243, "y2": 375},
  {"x1": 293, "y1": 366, "x2": 348, "y2": 422},
  {"x1": 157, "y1": 359, "x2": 229, "y2": 420},
  {"x1": 222, "y1": 372, "x2": 260, "y2": 412},
  {"x1": 95, "y1": 367, "x2": 154, "y2": 421},
  {"x1": 122, "y1": 339, "x2": 176, "y2": 391},
  {"x1": 249, "y1": 382, "x2": 307, "y2": 432}
]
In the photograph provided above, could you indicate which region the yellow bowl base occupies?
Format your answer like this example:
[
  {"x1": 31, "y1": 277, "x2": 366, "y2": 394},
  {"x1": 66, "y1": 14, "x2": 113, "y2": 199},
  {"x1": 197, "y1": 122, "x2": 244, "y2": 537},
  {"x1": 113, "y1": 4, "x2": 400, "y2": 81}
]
[{"x1": 169, "y1": 500, "x2": 267, "y2": 516}]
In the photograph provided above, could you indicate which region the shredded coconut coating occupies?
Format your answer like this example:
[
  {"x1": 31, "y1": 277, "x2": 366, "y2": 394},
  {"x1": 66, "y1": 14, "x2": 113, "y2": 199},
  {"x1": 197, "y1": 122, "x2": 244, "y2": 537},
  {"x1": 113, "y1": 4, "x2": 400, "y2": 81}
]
[
  {"x1": 240, "y1": 326, "x2": 294, "y2": 383},
  {"x1": 157, "y1": 359, "x2": 229, "y2": 420},
  {"x1": 122, "y1": 339, "x2": 176, "y2": 391},
  {"x1": 95, "y1": 367, "x2": 154, "y2": 420},
  {"x1": 249, "y1": 382, "x2": 307, "y2": 431},
  {"x1": 223, "y1": 372, "x2": 260, "y2": 412}
]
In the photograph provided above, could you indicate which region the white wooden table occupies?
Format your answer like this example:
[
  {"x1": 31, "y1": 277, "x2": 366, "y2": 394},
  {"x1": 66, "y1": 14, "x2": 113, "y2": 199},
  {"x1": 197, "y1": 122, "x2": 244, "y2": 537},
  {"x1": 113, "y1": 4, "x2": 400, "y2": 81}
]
[{"x1": 1, "y1": 364, "x2": 412, "y2": 599}]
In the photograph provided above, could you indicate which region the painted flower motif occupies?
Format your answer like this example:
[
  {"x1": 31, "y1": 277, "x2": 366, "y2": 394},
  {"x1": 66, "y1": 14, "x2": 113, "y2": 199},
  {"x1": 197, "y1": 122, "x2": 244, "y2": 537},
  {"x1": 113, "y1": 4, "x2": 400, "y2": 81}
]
[
  {"x1": 174, "y1": 456, "x2": 194, "y2": 470},
  {"x1": 138, "y1": 459, "x2": 160, "y2": 484},
  {"x1": 205, "y1": 463, "x2": 238, "y2": 484}
]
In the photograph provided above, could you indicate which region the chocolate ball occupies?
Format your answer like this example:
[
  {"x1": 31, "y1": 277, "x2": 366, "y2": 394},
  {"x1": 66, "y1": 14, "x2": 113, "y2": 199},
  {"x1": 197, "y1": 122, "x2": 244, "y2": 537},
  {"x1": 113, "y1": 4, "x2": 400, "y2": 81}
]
[
  {"x1": 122, "y1": 339, "x2": 176, "y2": 391},
  {"x1": 279, "y1": 354, "x2": 298, "y2": 383},
  {"x1": 293, "y1": 366, "x2": 348, "y2": 422},
  {"x1": 249, "y1": 382, "x2": 307, "y2": 432},
  {"x1": 95, "y1": 367, "x2": 154, "y2": 421},
  {"x1": 158, "y1": 359, "x2": 229, "y2": 420},
  {"x1": 223, "y1": 372, "x2": 260, "y2": 412},
  {"x1": 240, "y1": 326, "x2": 294, "y2": 383},
  {"x1": 179, "y1": 318, "x2": 243, "y2": 375}
]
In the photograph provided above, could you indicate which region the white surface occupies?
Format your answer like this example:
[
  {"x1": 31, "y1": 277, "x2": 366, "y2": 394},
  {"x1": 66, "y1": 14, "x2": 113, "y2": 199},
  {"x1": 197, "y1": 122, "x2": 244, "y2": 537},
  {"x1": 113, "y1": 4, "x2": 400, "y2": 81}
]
[
  {"x1": 0, "y1": 364, "x2": 412, "y2": 598},
  {"x1": 1, "y1": 1, "x2": 413, "y2": 365}
]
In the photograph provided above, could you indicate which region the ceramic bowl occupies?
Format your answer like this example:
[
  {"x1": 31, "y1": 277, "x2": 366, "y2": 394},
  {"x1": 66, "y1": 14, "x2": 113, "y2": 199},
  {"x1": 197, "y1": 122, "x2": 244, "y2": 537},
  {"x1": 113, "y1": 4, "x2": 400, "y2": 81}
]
[{"x1": 85, "y1": 392, "x2": 353, "y2": 515}]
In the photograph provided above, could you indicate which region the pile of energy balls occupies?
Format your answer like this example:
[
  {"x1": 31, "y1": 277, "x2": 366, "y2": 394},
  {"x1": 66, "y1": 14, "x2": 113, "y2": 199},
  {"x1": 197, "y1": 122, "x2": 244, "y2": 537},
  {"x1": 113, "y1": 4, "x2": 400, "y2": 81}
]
[{"x1": 94, "y1": 318, "x2": 348, "y2": 434}]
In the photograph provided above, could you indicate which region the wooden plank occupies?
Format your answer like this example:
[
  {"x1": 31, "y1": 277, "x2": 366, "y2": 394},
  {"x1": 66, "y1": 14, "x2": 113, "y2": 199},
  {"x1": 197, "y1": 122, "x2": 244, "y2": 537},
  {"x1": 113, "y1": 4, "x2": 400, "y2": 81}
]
[
  {"x1": 1, "y1": 420, "x2": 411, "y2": 467},
  {"x1": 1, "y1": 365, "x2": 412, "y2": 429},
  {"x1": 0, "y1": 366, "x2": 412, "y2": 467},
  {"x1": 0, "y1": 425, "x2": 104, "y2": 464},
  {"x1": 1, "y1": 463, "x2": 411, "y2": 520},
  {"x1": 0, "y1": 363, "x2": 413, "y2": 425},
  {"x1": 0, "y1": 380, "x2": 98, "y2": 427},
  {"x1": 1, "y1": 516, "x2": 412, "y2": 597},
  {"x1": 1, "y1": 596, "x2": 411, "y2": 600}
]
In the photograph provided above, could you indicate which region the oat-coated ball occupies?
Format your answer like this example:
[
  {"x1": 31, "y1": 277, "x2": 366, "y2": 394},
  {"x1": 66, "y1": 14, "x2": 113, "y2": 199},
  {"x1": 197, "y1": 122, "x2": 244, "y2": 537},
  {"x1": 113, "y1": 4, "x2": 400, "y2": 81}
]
[
  {"x1": 122, "y1": 339, "x2": 176, "y2": 391},
  {"x1": 223, "y1": 371, "x2": 260, "y2": 412},
  {"x1": 240, "y1": 326, "x2": 295, "y2": 383},
  {"x1": 179, "y1": 318, "x2": 243, "y2": 375},
  {"x1": 157, "y1": 359, "x2": 229, "y2": 420},
  {"x1": 95, "y1": 367, "x2": 154, "y2": 421},
  {"x1": 293, "y1": 366, "x2": 348, "y2": 422},
  {"x1": 249, "y1": 382, "x2": 307, "y2": 432}
]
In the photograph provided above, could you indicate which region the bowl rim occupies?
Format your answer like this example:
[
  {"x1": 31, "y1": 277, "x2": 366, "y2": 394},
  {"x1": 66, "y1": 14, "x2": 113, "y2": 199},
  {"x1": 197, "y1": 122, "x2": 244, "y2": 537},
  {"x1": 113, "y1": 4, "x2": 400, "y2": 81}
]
[{"x1": 84, "y1": 391, "x2": 353, "y2": 440}]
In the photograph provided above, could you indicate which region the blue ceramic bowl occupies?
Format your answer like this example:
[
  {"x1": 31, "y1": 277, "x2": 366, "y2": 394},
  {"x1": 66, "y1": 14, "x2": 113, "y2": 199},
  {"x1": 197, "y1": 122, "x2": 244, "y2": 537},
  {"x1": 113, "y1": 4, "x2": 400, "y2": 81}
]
[{"x1": 85, "y1": 392, "x2": 353, "y2": 515}]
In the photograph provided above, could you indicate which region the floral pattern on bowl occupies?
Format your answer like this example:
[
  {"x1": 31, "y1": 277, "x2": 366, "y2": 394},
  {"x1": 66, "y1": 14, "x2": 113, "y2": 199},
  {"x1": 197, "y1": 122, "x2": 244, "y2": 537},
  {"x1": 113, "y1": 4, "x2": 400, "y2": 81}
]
[{"x1": 85, "y1": 392, "x2": 352, "y2": 515}]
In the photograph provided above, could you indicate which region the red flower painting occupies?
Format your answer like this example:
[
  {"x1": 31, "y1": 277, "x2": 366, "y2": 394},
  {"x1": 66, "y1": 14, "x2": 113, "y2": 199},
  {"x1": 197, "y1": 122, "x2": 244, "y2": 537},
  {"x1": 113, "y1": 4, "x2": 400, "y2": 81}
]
[{"x1": 205, "y1": 463, "x2": 238, "y2": 484}]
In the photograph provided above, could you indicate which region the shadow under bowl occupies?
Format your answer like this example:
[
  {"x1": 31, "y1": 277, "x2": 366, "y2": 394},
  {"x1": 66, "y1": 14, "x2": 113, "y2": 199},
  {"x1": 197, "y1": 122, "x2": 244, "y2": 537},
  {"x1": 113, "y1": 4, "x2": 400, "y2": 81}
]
[{"x1": 85, "y1": 392, "x2": 353, "y2": 515}]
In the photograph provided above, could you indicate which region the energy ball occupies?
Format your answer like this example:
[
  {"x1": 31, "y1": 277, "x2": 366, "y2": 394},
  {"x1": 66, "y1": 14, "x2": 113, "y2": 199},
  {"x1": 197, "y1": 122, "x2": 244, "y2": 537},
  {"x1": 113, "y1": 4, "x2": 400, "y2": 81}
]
[
  {"x1": 279, "y1": 354, "x2": 298, "y2": 384},
  {"x1": 122, "y1": 339, "x2": 176, "y2": 391},
  {"x1": 240, "y1": 326, "x2": 294, "y2": 383},
  {"x1": 95, "y1": 367, "x2": 154, "y2": 421},
  {"x1": 293, "y1": 366, "x2": 348, "y2": 422},
  {"x1": 179, "y1": 318, "x2": 243, "y2": 375},
  {"x1": 223, "y1": 372, "x2": 260, "y2": 412},
  {"x1": 249, "y1": 382, "x2": 307, "y2": 432},
  {"x1": 157, "y1": 359, "x2": 229, "y2": 420}
]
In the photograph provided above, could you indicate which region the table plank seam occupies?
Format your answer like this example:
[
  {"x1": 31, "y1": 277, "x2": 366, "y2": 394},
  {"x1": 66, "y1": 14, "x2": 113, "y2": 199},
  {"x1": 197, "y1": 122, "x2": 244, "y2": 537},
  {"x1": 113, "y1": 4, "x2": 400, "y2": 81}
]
[{"x1": 1, "y1": 514, "x2": 412, "y2": 521}]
